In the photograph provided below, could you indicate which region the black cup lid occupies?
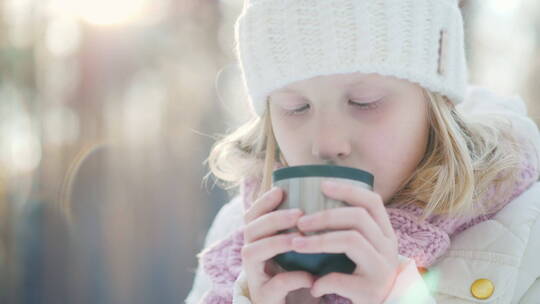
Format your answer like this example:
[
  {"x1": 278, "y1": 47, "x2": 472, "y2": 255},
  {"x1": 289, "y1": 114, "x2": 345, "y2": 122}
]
[{"x1": 272, "y1": 165, "x2": 374, "y2": 187}]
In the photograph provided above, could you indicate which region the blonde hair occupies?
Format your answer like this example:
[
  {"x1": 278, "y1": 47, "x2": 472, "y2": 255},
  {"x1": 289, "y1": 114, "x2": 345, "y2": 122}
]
[{"x1": 205, "y1": 89, "x2": 525, "y2": 220}]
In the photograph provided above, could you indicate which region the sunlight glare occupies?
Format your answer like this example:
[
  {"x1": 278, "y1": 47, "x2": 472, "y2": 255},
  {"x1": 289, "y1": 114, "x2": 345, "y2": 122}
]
[{"x1": 48, "y1": 0, "x2": 148, "y2": 26}]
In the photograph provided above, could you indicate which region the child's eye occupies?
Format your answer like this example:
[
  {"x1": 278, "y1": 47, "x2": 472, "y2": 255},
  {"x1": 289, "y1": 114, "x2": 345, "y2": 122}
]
[
  {"x1": 283, "y1": 99, "x2": 384, "y2": 116},
  {"x1": 349, "y1": 98, "x2": 384, "y2": 110},
  {"x1": 284, "y1": 104, "x2": 310, "y2": 116}
]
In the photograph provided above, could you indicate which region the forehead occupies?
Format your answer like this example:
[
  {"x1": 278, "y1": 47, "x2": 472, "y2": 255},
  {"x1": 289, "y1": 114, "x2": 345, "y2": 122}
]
[{"x1": 271, "y1": 72, "x2": 405, "y2": 96}]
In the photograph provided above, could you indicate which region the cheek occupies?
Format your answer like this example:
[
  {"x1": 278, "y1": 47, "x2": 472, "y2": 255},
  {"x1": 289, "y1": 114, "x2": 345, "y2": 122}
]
[
  {"x1": 362, "y1": 118, "x2": 425, "y2": 158},
  {"x1": 271, "y1": 116, "x2": 305, "y2": 163},
  {"x1": 361, "y1": 116, "x2": 429, "y2": 201},
  {"x1": 371, "y1": 127, "x2": 428, "y2": 165},
  {"x1": 382, "y1": 101, "x2": 429, "y2": 165}
]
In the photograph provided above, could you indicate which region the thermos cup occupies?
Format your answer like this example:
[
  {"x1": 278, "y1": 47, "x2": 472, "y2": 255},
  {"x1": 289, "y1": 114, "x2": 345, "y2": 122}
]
[{"x1": 272, "y1": 164, "x2": 374, "y2": 276}]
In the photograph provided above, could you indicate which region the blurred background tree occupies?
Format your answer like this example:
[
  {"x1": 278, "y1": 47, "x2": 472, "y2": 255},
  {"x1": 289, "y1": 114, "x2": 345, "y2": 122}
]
[{"x1": 0, "y1": 0, "x2": 538, "y2": 303}]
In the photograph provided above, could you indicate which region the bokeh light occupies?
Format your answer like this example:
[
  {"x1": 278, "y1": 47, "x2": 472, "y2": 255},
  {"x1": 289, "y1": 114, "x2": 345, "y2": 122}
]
[
  {"x1": 45, "y1": 17, "x2": 81, "y2": 57},
  {"x1": 0, "y1": 84, "x2": 42, "y2": 175},
  {"x1": 47, "y1": 0, "x2": 150, "y2": 26}
]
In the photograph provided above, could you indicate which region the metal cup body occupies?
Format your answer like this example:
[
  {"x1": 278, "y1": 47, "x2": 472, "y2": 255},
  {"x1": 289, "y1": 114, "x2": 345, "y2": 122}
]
[{"x1": 271, "y1": 165, "x2": 374, "y2": 276}]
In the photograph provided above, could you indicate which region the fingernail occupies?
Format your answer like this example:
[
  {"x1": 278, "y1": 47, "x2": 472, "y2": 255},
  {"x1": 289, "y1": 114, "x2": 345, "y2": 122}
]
[{"x1": 288, "y1": 209, "x2": 302, "y2": 218}]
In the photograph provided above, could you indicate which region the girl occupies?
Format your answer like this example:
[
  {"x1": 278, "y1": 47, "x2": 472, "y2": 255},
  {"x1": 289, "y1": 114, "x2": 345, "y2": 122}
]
[{"x1": 187, "y1": 0, "x2": 540, "y2": 303}]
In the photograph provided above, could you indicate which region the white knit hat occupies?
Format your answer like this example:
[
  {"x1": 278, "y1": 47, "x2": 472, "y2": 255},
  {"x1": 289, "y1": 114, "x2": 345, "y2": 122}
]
[{"x1": 233, "y1": 0, "x2": 468, "y2": 117}]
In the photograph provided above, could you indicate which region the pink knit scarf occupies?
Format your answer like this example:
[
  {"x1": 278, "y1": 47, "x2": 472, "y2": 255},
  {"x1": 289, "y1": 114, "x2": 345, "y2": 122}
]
[{"x1": 199, "y1": 149, "x2": 538, "y2": 303}]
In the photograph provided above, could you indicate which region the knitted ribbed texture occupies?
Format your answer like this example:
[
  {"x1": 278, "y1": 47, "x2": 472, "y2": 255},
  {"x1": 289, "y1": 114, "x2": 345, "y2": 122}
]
[
  {"x1": 199, "y1": 227, "x2": 244, "y2": 303},
  {"x1": 198, "y1": 142, "x2": 538, "y2": 303},
  {"x1": 233, "y1": 0, "x2": 468, "y2": 116}
]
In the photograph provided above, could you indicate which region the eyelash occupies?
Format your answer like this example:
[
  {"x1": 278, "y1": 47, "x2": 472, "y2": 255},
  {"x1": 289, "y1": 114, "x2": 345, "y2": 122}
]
[{"x1": 284, "y1": 99, "x2": 384, "y2": 116}]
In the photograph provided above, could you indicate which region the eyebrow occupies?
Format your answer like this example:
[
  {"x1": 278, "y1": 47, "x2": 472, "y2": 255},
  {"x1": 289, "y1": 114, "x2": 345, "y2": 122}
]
[
  {"x1": 347, "y1": 80, "x2": 367, "y2": 88},
  {"x1": 274, "y1": 87, "x2": 299, "y2": 94}
]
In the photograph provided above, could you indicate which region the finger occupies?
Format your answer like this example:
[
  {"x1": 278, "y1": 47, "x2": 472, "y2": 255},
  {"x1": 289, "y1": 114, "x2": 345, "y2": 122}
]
[
  {"x1": 291, "y1": 230, "x2": 382, "y2": 275},
  {"x1": 242, "y1": 232, "x2": 302, "y2": 283},
  {"x1": 244, "y1": 208, "x2": 304, "y2": 243},
  {"x1": 264, "y1": 259, "x2": 287, "y2": 277},
  {"x1": 296, "y1": 207, "x2": 389, "y2": 254},
  {"x1": 263, "y1": 271, "x2": 315, "y2": 300},
  {"x1": 321, "y1": 180, "x2": 395, "y2": 239},
  {"x1": 244, "y1": 187, "x2": 284, "y2": 224},
  {"x1": 311, "y1": 272, "x2": 361, "y2": 299}
]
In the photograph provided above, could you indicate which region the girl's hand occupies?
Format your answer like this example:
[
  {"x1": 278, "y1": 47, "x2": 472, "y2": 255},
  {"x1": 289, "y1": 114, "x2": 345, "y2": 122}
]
[
  {"x1": 242, "y1": 187, "x2": 320, "y2": 304},
  {"x1": 293, "y1": 180, "x2": 400, "y2": 303}
]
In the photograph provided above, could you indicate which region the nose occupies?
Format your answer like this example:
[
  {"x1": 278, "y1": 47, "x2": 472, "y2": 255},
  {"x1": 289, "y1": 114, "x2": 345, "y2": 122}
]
[{"x1": 311, "y1": 118, "x2": 351, "y2": 162}]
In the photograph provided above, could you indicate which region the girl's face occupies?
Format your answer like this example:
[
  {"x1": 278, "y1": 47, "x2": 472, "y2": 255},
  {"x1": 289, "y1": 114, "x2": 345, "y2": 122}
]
[{"x1": 268, "y1": 72, "x2": 430, "y2": 204}]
